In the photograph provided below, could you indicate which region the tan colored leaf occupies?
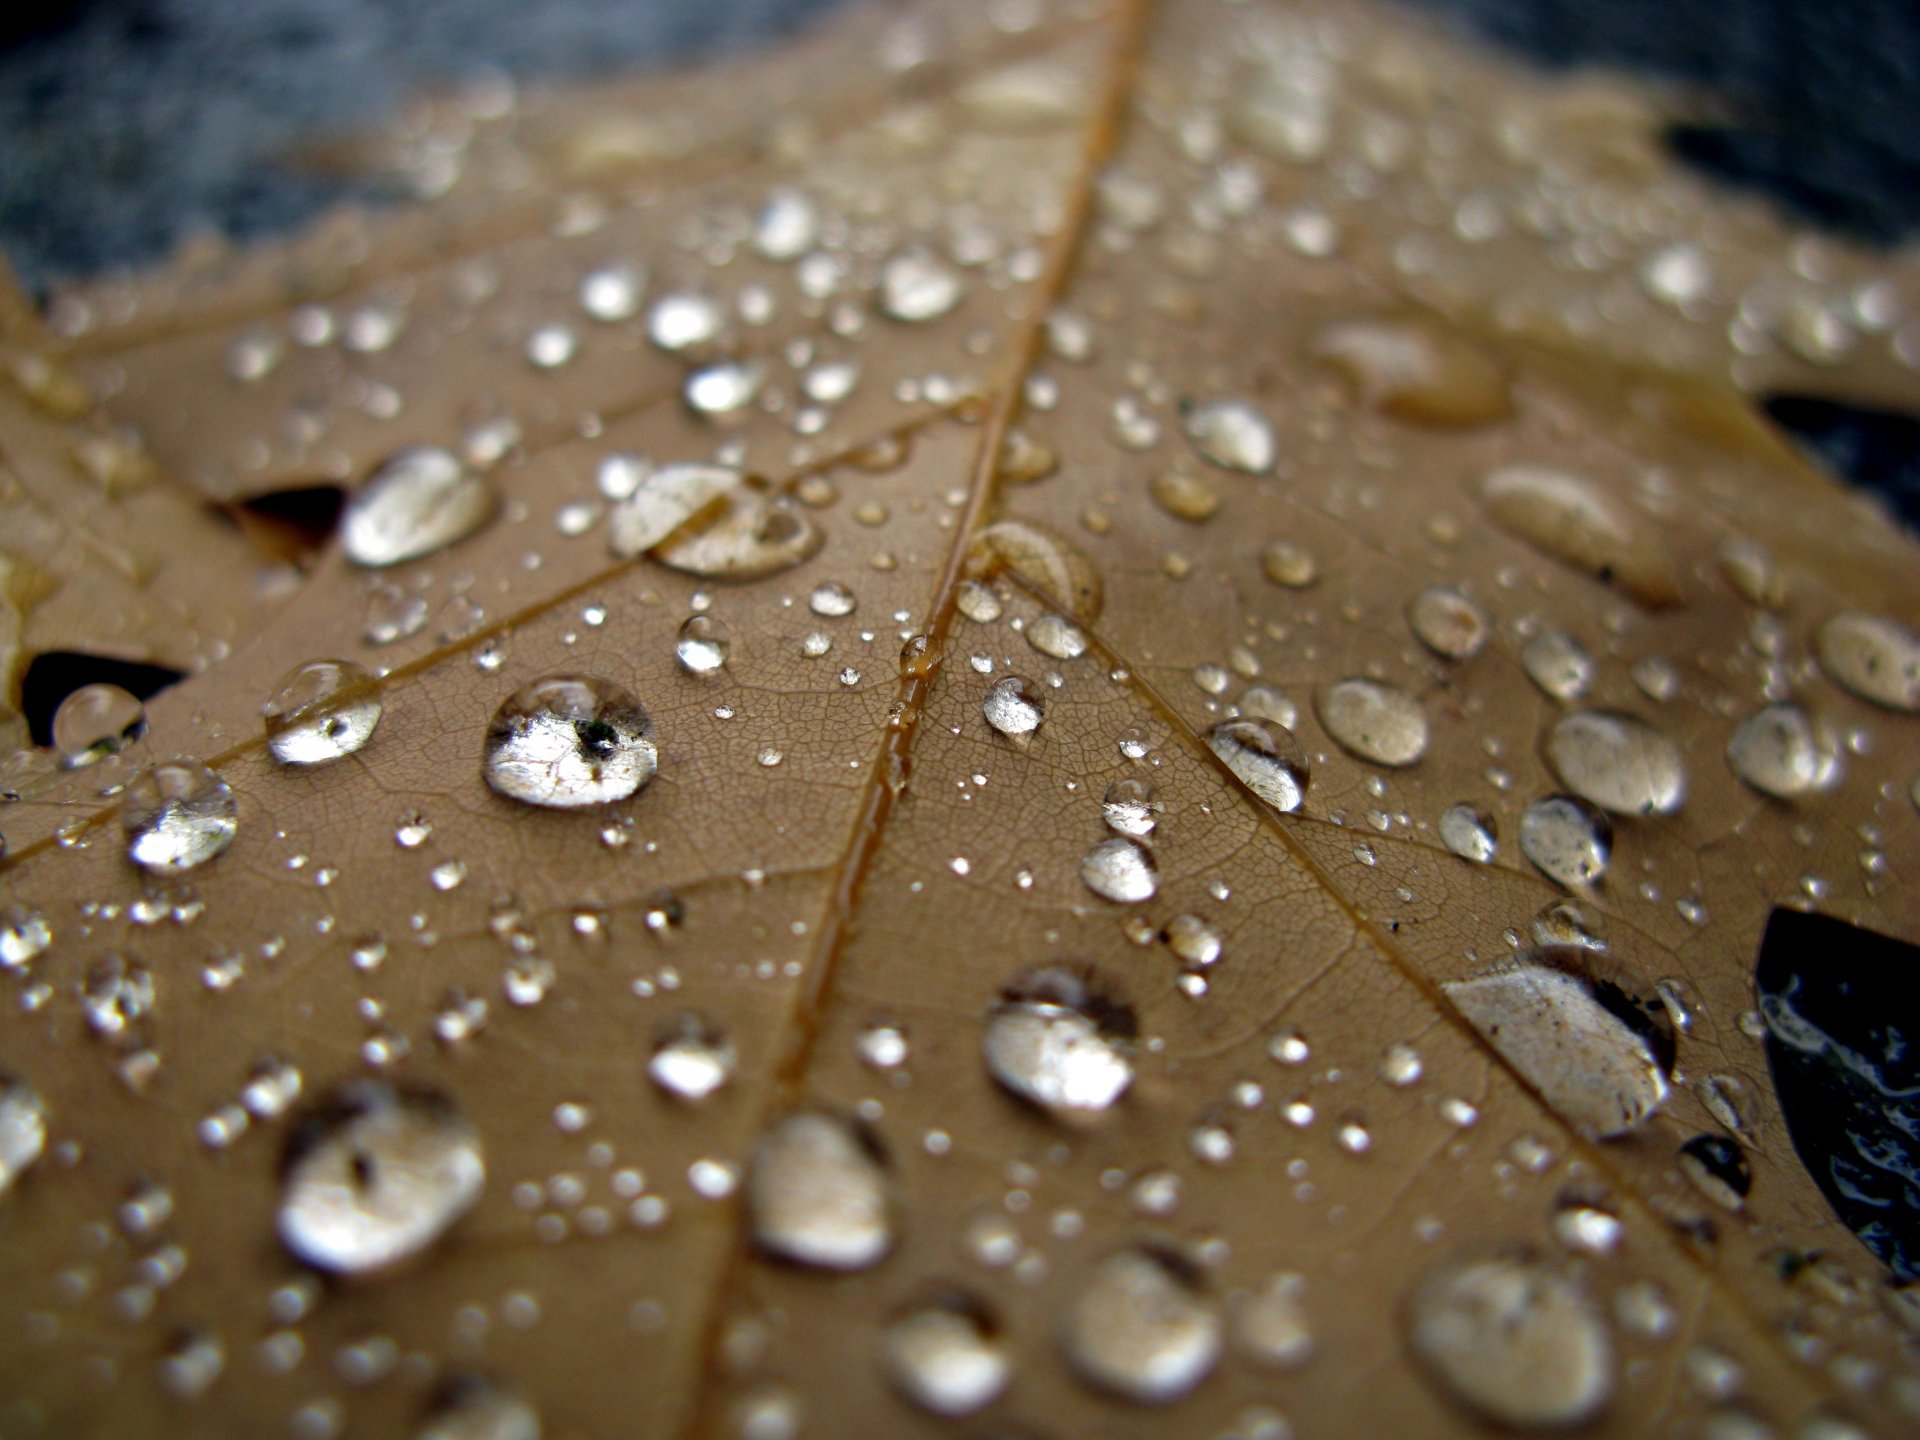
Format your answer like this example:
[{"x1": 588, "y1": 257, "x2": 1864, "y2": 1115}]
[{"x1": 4, "y1": 1, "x2": 1920, "y2": 1438}]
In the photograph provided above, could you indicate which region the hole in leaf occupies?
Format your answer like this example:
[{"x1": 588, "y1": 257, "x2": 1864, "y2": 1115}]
[
  {"x1": 1665, "y1": 124, "x2": 1920, "y2": 247},
  {"x1": 1762, "y1": 394, "x2": 1920, "y2": 535},
  {"x1": 226, "y1": 484, "x2": 348, "y2": 567},
  {"x1": 1755, "y1": 907, "x2": 1920, "y2": 1280},
  {"x1": 18, "y1": 651, "x2": 186, "y2": 747}
]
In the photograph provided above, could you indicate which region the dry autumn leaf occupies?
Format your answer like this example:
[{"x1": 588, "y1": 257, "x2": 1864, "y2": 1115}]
[{"x1": 3, "y1": 1, "x2": 1920, "y2": 1436}]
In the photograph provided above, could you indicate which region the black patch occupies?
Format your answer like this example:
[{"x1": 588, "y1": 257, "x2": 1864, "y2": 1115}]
[
  {"x1": 233, "y1": 484, "x2": 348, "y2": 563},
  {"x1": 1762, "y1": 394, "x2": 1920, "y2": 535},
  {"x1": 1755, "y1": 907, "x2": 1920, "y2": 1280},
  {"x1": 17, "y1": 650, "x2": 186, "y2": 747},
  {"x1": 1680, "y1": 1133, "x2": 1751, "y2": 1199}
]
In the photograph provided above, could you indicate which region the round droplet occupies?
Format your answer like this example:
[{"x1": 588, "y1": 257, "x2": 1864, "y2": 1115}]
[
  {"x1": 1519, "y1": 796, "x2": 1612, "y2": 888},
  {"x1": 1080, "y1": 836, "x2": 1157, "y2": 903},
  {"x1": 956, "y1": 581, "x2": 1002, "y2": 623},
  {"x1": 1545, "y1": 711, "x2": 1686, "y2": 816},
  {"x1": 122, "y1": 760, "x2": 237, "y2": 874},
  {"x1": 675, "y1": 615, "x2": 732, "y2": 675},
  {"x1": 883, "y1": 1294, "x2": 1009, "y2": 1417},
  {"x1": 277, "y1": 1082, "x2": 484, "y2": 1275},
  {"x1": 1164, "y1": 914, "x2": 1223, "y2": 968},
  {"x1": 647, "y1": 292, "x2": 722, "y2": 352},
  {"x1": 1726, "y1": 703, "x2": 1841, "y2": 798},
  {"x1": 648, "y1": 1012, "x2": 737, "y2": 1101},
  {"x1": 1101, "y1": 778, "x2": 1161, "y2": 837},
  {"x1": 684, "y1": 358, "x2": 764, "y2": 417},
  {"x1": 1182, "y1": 399, "x2": 1275, "y2": 475},
  {"x1": 1062, "y1": 1248, "x2": 1222, "y2": 1405},
  {"x1": 1439, "y1": 803, "x2": 1497, "y2": 863},
  {"x1": 1814, "y1": 611, "x2": 1920, "y2": 712},
  {"x1": 982, "y1": 676, "x2": 1045, "y2": 739},
  {"x1": 1150, "y1": 470, "x2": 1220, "y2": 522},
  {"x1": 1261, "y1": 540, "x2": 1317, "y2": 588},
  {"x1": 984, "y1": 967, "x2": 1135, "y2": 1117},
  {"x1": 263, "y1": 659, "x2": 382, "y2": 765},
  {"x1": 879, "y1": 248, "x2": 963, "y2": 322},
  {"x1": 1026, "y1": 614, "x2": 1088, "y2": 661},
  {"x1": 0, "y1": 905, "x2": 52, "y2": 971},
  {"x1": 1407, "y1": 587, "x2": 1489, "y2": 660},
  {"x1": 808, "y1": 581, "x2": 856, "y2": 618},
  {"x1": 52, "y1": 683, "x2": 145, "y2": 766},
  {"x1": 0, "y1": 1075, "x2": 48, "y2": 1196},
  {"x1": 1206, "y1": 719, "x2": 1309, "y2": 812},
  {"x1": 746, "y1": 1109, "x2": 892, "y2": 1270},
  {"x1": 341, "y1": 448, "x2": 497, "y2": 568},
  {"x1": 1406, "y1": 1253, "x2": 1614, "y2": 1429},
  {"x1": 482, "y1": 676, "x2": 656, "y2": 809},
  {"x1": 753, "y1": 188, "x2": 819, "y2": 261},
  {"x1": 1317, "y1": 679, "x2": 1429, "y2": 767},
  {"x1": 580, "y1": 263, "x2": 644, "y2": 322},
  {"x1": 1522, "y1": 631, "x2": 1595, "y2": 702}
]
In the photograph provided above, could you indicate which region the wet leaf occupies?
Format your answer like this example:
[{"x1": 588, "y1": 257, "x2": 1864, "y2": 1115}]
[{"x1": 3, "y1": 0, "x2": 1920, "y2": 1436}]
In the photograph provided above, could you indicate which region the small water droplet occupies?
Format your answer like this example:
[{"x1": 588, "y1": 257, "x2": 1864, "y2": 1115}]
[
  {"x1": 1182, "y1": 398, "x2": 1275, "y2": 474},
  {"x1": 1080, "y1": 836, "x2": 1157, "y2": 903},
  {"x1": 1678, "y1": 1134, "x2": 1750, "y2": 1211},
  {"x1": 955, "y1": 580, "x2": 1002, "y2": 623},
  {"x1": 684, "y1": 358, "x2": 764, "y2": 417},
  {"x1": 746, "y1": 1109, "x2": 893, "y2": 1270},
  {"x1": 1518, "y1": 795, "x2": 1612, "y2": 888},
  {"x1": 1317, "y1": 678, "x2": 1429, "y2": 767},
  {"x1": 753, "y1": 188, "x2": 819, "y2": 261},
  {"x1": 1530, "y1": 898, "x2": 1608, "y2": 953},
  {"x1": 263, "y1": 660, "x2": 382, "y2": 765},
  {"x1": 647, "y1": 292, "x2": 722, "y2": 351},
  {"x1": 648, "y1": 1012, "x2": 737, "y2": 1101},
  {"x1": 879, "y1": 248, "x2": 963, "y2": 323},
  {"x1": 675, "y1": 615, "x2": 732, "y2": 675},
  {"x1": 1522, "y1": 631, "x2": 1595, "y2": 702},
  {"x1": 1407, "y1": 587, "x2": 1490, "y2": 660},
  {"x1": 883, "y1": 1294, "x2": 1009, "y2": 1417},
  {"x1": 1206, "y1": 718, "x2": 1309, "y2": 812},
  {"x1": 1101, "y1": 777, "x2": 1161, "y2": 837},
  {"x1": 0, "y1": 1075, "x2": 48, "y2": 1195},
  {"x1": 1380, "y1": 1043, "x2": 1424, "y2": 1086},
  {"x1": 1062, "y1": 1247, "x2": 1222, "y2": 1404},
  {"x1": 482, "y1": 676, "x2": 656, "y2": 809},
  {"x1": 341, "y1": 448, "x2": 497, "y2": 568},
  {"x1": 982, "y1": 675, "x2": 1045, "y2": 739},
  {"x1": 1439, "y1": 803, "x2": 1498, "y2": 863},
  {"x1": 52, "y1": 683, "x2": 146, "y2": 766},
  {"x1": 580, "y1": 263, "x2": 645, "y2": 322},
  {"x1": 122, "y1": 760, "x2": 237, "y2": 874},
  {"x1": 0, "y1": 905, "x2": 52, "y2": 971},
  {"x1": 984, "y1": 967, "x2": 1134, "y2": 1117},
  {"x1": 1027, "y1": 614, "x2": 1087, "y2": 661},
  {"x1": 1261, "y1": 541, "x2": 1318, "y2": 588}
]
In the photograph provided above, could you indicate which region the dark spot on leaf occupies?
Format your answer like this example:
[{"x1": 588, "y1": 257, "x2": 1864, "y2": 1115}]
[
  {"x1": 229, "y1": 484, "x2": 349, "y2": 566},
  {"x1": 1762, "y1": 394, "x2": 1920, "y2": 536},
  {"x1": 18, "y1": 650, "x2": 185, "y2": 746},
  {"x1": 1755, "y1": 907, "x2": 1920, "y2": 1280},
  {"x1": 1679, "y1": 1133, "x2": 1751, "y2": 1200}
]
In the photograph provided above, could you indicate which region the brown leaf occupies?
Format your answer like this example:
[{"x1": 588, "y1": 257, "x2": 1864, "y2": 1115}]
[{"x1": 4, "y1": 1, "x2": 1920, "y2": 1437}]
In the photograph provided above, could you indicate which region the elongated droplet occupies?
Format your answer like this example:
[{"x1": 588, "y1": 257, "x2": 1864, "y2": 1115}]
[
  {"x1": 1207, "y1": 718, "x2": 1309, "y2": 811},
  {"x1": 1317, "y1": 678, "x2": 1429, "y2": 767},
  {"x1": 341, "y1": 448, "x2": 497, "y2": 568},
  {"x1": 984, "y1": 967, "x2": 1134, "y2": 1117},
  {"x1": 1522, "y1": 631, "x2": 1595, "y2": 702},
  {"x1": 970, "y1": 518, "x2": 1103, "y2": 621},
  {"x1": 1062, "y1": 1248, "x2": 1222, "y2": 1404},
  {"x1": 652, "y1": 486, "x2": 822, "y2": 580},
  {"x1": 1439, "y1": 803, "x2": 1497, "y2": 863},
  {"x1": 263, "y1": 659, "x2": 382, "y2": 765},
  {"x1": 746, "y1": 1109, "x2": 893, "y2": 1270},
  {"x1": 277, "y1": 1082, "x2": 484, "y2": 1275},
  {"x1": 1406, "y1": 586, "x2": 1490, "y2": 660},
  {"x1": 1815, "y1": 611, "x2": 1920, "y2": 712},
  {"x1": 1080, "y1": 836, "x2": 1157, "y2": 903},
  {"x1": 1519, "y1": 796, "x2": 1612, "y2": 888},
  {"x1": 1545, "y1": 711, "x2": 1686, "y2": 816},
  {"x1": 607, "y1": 463, "x2": 740, "y2": 558},
  {"x1": 122, "y1": 760, "x2": 237, "y2": 874},
  {"x1": 1313, "y1": 317, "x2": 1510, "y2": 427},
  {"x1": 883, "y1": 1294, "x2": 1009, "y2": 1417},
  {"x1": 1482, "y1": 465, "x2": 1676, "y2": 607},
  {"x1": 1726, "y1": 702, "x2": 1841, "y2": 798},
  {"x1": 482, "y1": 676, "x2": 656, "y2": 809}
]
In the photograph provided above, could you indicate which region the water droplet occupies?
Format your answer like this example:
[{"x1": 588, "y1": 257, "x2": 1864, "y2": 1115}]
[
  {"x1": 52, "y1": 683, "x2": 145, "y2": 766},
  {"x1": 1552, "y1": 1199, "x2": 1623, "y2": 1256},
  {"x1": 482, "y1": 676, "x2": 656, "y2": 809},
  {"x1": 971, "y1": 518, "x2": 1103, "y2": 621},
  {"x1": 1239, "y1": 685, "x2": 1298, "y2": 728},
  {"x1": 1062, "y1": 1247, "x2": 1222, "y2": 1404},
  {"x1": 1481, "y1": 466, "x2": 1676, "y2": 607},
  {"x1": 418, "y1": 1375, "x2": 541, "y2": 1440},
  {"x1": 807, "y1": 581, "x2": 856, "y2": 618},
  {"x1": 1445, "y1": 954, "x2": 1673, "y2": 1138},
  {"x1": 1726, "y1": 703, "x2": 1841, "y2": 798},
  {"x1": 984, "y1": 967, "x2": 1134, "y2": 1116},
  {"x1": 277, "y1": 1081, "x2": 484, "y2": 1275},
  {"x1": 1677, "y1": 1134, "x2": 1749, "y2": 1211},
  {"x1": 883, "y1": 1294, "x2": 1009, "y2": 1417},
  {"x1": 1815, "y1": 611, "x2": 1920, "y2": 712},
  {"x1": 1406, "y1": 1254, "x2": 1614, "y2": 1428},
  {"x1": 879, "y1": 248, "x2": 963, "y2": 322},
  {"x1": 1150, "y1": 470, "x2": 1220, "y2": 522},
  {"x1": 1640, "y1": 243, "x2": 1711, "y2": 307},
  {"x1": 746, "y1": 1109, "x2": 893, "y2": 1270},
  {"x1": 1182, "y1": 399, "x2": 1275, "y2": 475},
  {"x1": 648, "y1": 1012, "x2": 737, "y2": 1101},
  {"x1": 1545, "y1": 711, "x2": 1686, "y2": 816},
  {"x1": 1439, "y1": 803, "x2": 1498, "y2": 863},
  {"x1": 647, "y1": 292, "x2": 722, "y2": 352},
  {"x1": 753, "y1": 188, "x2": 819, "y2": 261},
  {"x1": 1316, "y1": 679, "x2": 1429, "y2": 767},
  {"x1": 982, "y1": 676, "x2": 1045, "y2": 739},
  {"x1": 955, "y1": 580, "x2": 1002, "y2": 623},
  {"x1": 1530, "y1": 898, "x2": 1608, "y2": 953},
  {"x1": 652, "y1": 484, "x2": 823, "y2": 580},
  {"x1": 122, "y1": 760, "x2": 237, "y2": 874},
  {"x1": 1407, "y1": 587, "x2": 1490, "y2": 660},
  {"x1": 1313, "y1": 317, "x2": 1510, "y2": 427},
  {"x1": 1164, "y1": 914, "x2": 1223, "y2": 968},
  {"x1": 0, "y1": 905, "x2": 52, "y2": 971},
  {"x1": 1261, "y1": 541, "x2": 1317, "y2": 588},
  {"x1": 263, "y1": 660, "x2": 382, "y2": 765},
  {"x1": 1235, "y1": 1273, "x2": 1314, "y2": 1369},
  {"x1": 675, "y1": 615, "x2": 732, "y2": 675},
  {"x1": 1380, "y1": 1043, "x2": 1424, "y2": 1086},
  {"x1": 1101, "y1": 777, "x2": 1161, "y2": 837},
  {"x1": 1080, "y1": 836, "x2": 1157, "y2": 903},
  {"x1": 341, "y1": 448, "x2": 497, "y2": 568},
  {"x1": 525, "y1": 323, "x2": 578, "y2": 369},
  {"x1": 1206, "y1": 719, "x2": 1309, "y2": 811},
  {"x1": 684, "y1": 359, "x2": 764, "y2": 417},
  {"x1": 0, "y1": 1075, "x2": 48, "y2": 1195},
  {"x1": 580, "y1": 263, "x2": 644, "y2": 322},
  {"x1": 1519, "y1": 795, "x2": 1612, "y2": 887},
  {"x1": 1522, "y1": 631, "x2": 1595, "y2": 702},
  {"x1": 1026, "y1": 614, "x2": 1088, "y2": 661}
]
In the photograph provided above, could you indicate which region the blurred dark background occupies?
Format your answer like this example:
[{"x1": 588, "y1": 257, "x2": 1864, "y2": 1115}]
[{"x1": 0, "y1": 0, "x2": 1917, "y2": 290}]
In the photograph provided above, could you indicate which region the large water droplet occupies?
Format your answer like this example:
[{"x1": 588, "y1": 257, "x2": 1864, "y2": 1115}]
[
  {"x1": 984, "y1": 967, "x2": 1134, "y2": 1117},
  {"x1": 652, "y1": 485, "x2": 822, "y2": 580},
  {"x1": 1519, "y1": 796, "x2": 1612, "y2": 887},
  {"x1": 122, "y1": 760, "x2": 237, "y2": 874},
  {"x1": 1182, "y1": 399, "x2": 1276, "y2": 475},
  {"x1": 746, "y1": 1109, "x2": 893, "y2": 1270},
  {"x1": 878, "y1": 248, "x2": 963, "y2": 322},
  {"x1": 883, "y1": 1294, "x2": 1009, "y2": 1417},
  {"x1": 970, "y1": 518, "x2": 1103, "y2": 621},
  {"x1": 482, "y1": 676, "x2": 656, "y2": 809},
  {"x1": 1815, "y1": 611, "x2": 1920, "y2": 712},
  {"x1": 0, "y1": 905, "x2": 52, "y2": 971},
  {"x1": 1080, "y1": 836, "x2": 1157, "y2": 903},
  {"x1": 648, "y1": 1011, "x2": 737, "y2": 1101},
  {"x1": 1481, "y1": 465, "x2": 1676, "y2": 608},
  {"x1": 1101, "y1": 777, "x2": 1161, "y2": 837},
  {"x1": 675, "y1": 615, "x2": 732, "y2": 675},
  {"x1": 52, "y1": 683, "x2": 145, "y2": 767},
  {"x1": 982, "y1": 675, "x2": 1045, "y2": 739},
  {"x1": 607, "y1": 463, "x2": 739, "y2": 558},
  {"x1": 0, "y1": 1075, "x2": 48, "y2": 1196},
  {"x1": 277, "y1": 1081, "x2": 484, "y2": 1275},
  {"x1": 341, "y1": 448, "x2": 497, "y2": 568},
  {"x1": 1406, "y1": 1253, "x2": 1615, "y2": 1428},
  {"x1": 1316, "y1": 678, "x2": 1429, "y2": 767},
  {"x1": 1726, "y1": 702, "x2": 1841, "y2": 798},
  {"x1": 1545, "y1": 711, "x2": 1686, "y2": 816},
  {"x1": 1206, "y1": 719, "x2": 1309, "y2": 811},
  {"x1": 1062, "y1": 1248, "x2": 1222, "y2": 1404},
  {"x1": 1439, "y1": 803, "x2": 1498, "y2": 863},
  {"x1": 263, "y1": 659, "x2": 382, "y2": 765}
]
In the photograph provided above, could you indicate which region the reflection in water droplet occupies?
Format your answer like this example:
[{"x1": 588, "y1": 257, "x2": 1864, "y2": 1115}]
[
  {"x1": 0, "y1": 905, "x2": 52, "y2": 971},
  {"x1": 984, "y1": 967, "x2": 1134, "y2": 1117},
  {"x1": 1815, "y1": 611, "x2": 1920, "y2": 712},
  {"x1": 277, "y1": 1081, "x2": 484, "y2": 1275},
  {"x1": 263, "y1": 659, "x2": 382, "y2": 765},
  {"x1": 675, "y1": 615, "x2": 732, "y2": 675},
  {"x1": 652, "y1": 485, "x2": 823, "y2": 581},
  {"x1": 1726, "y1": 703, "x2": 1841, "y2": 798},
  {"x1": 0, "y1": 1075, "x2": 48, "y2": 1195},
  {"x1": 1026, "y1": 614, "x2": 1088, "y2": 661},
  {"x1": 1183, "y1": 399, "x2": 1276, "y2": 474},
  {"x1": 879, "y1": 249, "x2": 964, "y2": 323},
  {"x1": 1445, "y1": 954, "x2": 1672, "y2": 1138},
  {"x1": 1438, "y1": 803, "x2": 1497, "y2": 863},
  {"x1": 982, "y1": 676, "x2": 1045, "y2": 739},
  {"x1": 1518, "y1": 796, "x2": 1612, "y2": 888},
  {"x1": 1207, "y1": 719, "x2": 1309, "y2": 811},
  {"x1": 1102, "y1": 777, "x2": 1161, "y2": 837},
  {"x1": 883, "y1": 1294, "x2": 1009, "y2": 1417},
  {"x1": 684, "y1": 359, "x2": 765, "y2": 417},
  {"x1": 648, "y1": 1012, "x2": 737, "y2": 1101},
  {"x1": 122, "y1": 760, "x2": 237, "y2": 874},
  {"x1": 647, "y1": 292, "x2": 722, "y2": 352},
  {"x1": 580, "y1": 262, "x2": 645, "y2": 322},
  {"x1": 1317, "y1": 679, "x2": 1429, "y2": 767},
  {"x1": 341, "y1": 448, "x2": 497, "y2": 568},
  {"x1": 1062, "y1": 1248, "x2": 1222, "y2": 1404},
  {"x1": 1406, "y1": 1253, "x2": 1615, "y2": 1428},
  {"x1": 52, "y1": 683, "x2": 146, "y2": 767},
  {"x1": 1522, "y1": 631, "x2": 1595, "y2": 702},
  {"x1": 1406, "y1": 587, "x2": 1490, "y2": 660},
  {"x1": 1080, "y1": 836, "x2": 1158, "y2": 903},
  {"x1": 1546, "y1": 711, "x2": 1686, "y2": 817},
  {"x1": 1235, "y1": 1272, "x2": 1314, "y2": 1369},
  {"x1": 747, "y1": 1109, "x2": 892, "y2": 1270},
  {"x1": 482, "y1": 676, "x2": 657, "y2": 809},
  {"x1": 607, "y1": 463, "x2": 738, "y2": 558}
]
